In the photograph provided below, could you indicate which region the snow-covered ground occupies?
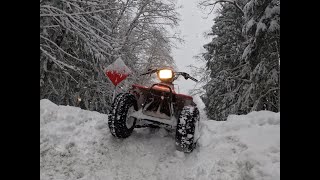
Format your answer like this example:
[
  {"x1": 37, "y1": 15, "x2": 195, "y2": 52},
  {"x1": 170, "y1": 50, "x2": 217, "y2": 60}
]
[{"x1": 40, "y1": 99, "x2": 280, "y2": 180}]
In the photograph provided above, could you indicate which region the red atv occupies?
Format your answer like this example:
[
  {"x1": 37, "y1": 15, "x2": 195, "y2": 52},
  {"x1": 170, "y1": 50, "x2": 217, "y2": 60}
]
[{"x1": 108, "y1": 68, "x2": 200, "y2": 152}]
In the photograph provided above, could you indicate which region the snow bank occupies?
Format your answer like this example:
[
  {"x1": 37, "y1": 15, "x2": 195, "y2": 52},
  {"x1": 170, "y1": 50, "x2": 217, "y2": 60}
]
[
  {"x1": 198, "y1": 111, "x2": 280, "y2": 180},
  {"x1": 40, "y1": 99, "x2": 280, "y2": 180}
]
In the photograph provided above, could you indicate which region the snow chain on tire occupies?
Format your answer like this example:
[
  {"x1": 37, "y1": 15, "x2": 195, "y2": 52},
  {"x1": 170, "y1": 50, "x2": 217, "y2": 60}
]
[
  {"x1": 175, "y1": 106, "x2": 200, "y2": 153},
  {"x1": 108, "y1": 93, "x2": 138, "y2": 138}
]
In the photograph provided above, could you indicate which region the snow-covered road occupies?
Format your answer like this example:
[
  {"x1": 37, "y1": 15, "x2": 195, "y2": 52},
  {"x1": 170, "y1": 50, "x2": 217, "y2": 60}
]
[{"x1": 40, "y1": 99, "x2": 280, "y2": 180}]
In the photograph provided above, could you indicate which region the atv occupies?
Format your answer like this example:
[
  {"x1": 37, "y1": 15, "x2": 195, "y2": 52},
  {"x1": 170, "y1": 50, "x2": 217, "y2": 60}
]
[{"x1": 108, "y1": 68, "x2": 200, "y2": 152}]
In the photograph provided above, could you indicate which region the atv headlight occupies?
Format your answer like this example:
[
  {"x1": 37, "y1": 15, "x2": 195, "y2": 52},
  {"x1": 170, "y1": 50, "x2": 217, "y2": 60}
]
[{"x1": 158, "y1": 69, "x2": 173, "y2": 81}]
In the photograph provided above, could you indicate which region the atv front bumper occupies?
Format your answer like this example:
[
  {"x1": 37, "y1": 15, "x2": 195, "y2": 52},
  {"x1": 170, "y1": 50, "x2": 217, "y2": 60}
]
[{"x1": 130, "y1": 109, "x2": 177, "y2": 128}]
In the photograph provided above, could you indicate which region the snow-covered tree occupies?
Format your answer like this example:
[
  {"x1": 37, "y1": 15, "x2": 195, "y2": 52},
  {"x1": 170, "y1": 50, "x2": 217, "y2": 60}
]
[
  {"x1": 240, "y1": 0, "x2": 280, "y2": 112},
  {"x1": 200, "y1": 0, "x2": 279, "y2": 120},
  {"x1": 200, "y1": 0, "x2": 247, "y2": 120},
  {"x1": 40, "y1": 0, "x2": 180, "y2": 113}
]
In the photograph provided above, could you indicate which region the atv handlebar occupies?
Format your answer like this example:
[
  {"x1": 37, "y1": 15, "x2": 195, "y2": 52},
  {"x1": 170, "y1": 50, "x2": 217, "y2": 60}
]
[
  {"x1": 140, "y1": 69, "x2": 198, "y2": 82},
  {"x1": 188, "y1": 76, "x2": 199, "y2": 82},
  {"x1": 175, "y1": 72, "x2": 199, "y2": 82},
  {"x1": 140, "y1": 69, "x2": 157, "y2": 76}
]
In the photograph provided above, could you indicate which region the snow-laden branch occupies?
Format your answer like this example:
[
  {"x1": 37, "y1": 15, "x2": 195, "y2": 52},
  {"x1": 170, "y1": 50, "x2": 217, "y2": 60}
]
[
  {"x1": 252, "y1": 87, "x2": 279, "y2": 111},
  {"x1": 41, "y1": 5, "x2": 114, "y2": 50},
  {"x1": 40, "y1": 7, "x2": 121, "y2": 17},
  {"x1": 40, "y1": 46, "x2": 80, "y2": 72},
  {"x1": 40, "y1": 35, "x2": 88, "y2": 64}
]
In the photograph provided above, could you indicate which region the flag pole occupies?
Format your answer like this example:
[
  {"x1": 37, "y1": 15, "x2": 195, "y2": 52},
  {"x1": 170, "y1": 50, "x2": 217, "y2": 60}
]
[{"x1": 112, "y1": 85, "x2": 117, "y2": 101}]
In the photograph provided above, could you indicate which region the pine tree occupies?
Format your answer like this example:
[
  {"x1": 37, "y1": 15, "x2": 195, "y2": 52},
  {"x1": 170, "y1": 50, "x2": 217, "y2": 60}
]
[
  {"x1": 241, "y1": 0, "x2": 280, "y2": 112},
  {"x1": 201, "y1": 1, "x2": 247, "y2": 120},
  {"x1": 200, "y1": 0, "x2": 279, "y2": 120}
]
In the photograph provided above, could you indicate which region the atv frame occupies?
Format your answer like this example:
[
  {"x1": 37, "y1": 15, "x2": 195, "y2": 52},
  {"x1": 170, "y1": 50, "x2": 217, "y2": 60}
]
[{"x1": 108, "y1": 68, "x2": 200, "y2": 152}]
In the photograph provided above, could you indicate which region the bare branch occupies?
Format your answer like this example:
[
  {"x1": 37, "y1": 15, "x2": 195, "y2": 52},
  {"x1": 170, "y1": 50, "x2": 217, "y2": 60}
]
[{"x1": 200, "y1": 0, "x2": 244, "y2": 16}]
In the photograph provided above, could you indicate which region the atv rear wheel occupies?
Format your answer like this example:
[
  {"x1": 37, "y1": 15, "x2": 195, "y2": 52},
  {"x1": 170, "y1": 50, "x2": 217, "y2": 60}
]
[
  {"x1": 175, "y1": 106, "x2": 200, "y2": 153},
  {"x1": 108, "y1": 93, "x2": 138, "y2": 138}
]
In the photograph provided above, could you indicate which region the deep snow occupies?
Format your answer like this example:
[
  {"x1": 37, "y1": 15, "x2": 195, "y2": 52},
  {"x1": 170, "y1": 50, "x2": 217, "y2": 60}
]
[{"x1": 40, "y1": 99, "x2": 279, "y2": 180}]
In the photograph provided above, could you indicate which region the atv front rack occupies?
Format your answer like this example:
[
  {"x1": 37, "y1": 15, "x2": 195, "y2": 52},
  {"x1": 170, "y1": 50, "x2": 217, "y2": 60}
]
[{"x1": 131, "y1": 84, "x2": 193, "y2": 100}]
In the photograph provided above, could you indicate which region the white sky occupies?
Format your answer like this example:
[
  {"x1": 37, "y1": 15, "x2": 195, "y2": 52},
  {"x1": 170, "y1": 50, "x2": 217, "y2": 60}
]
[{"x1": 171, "y1": 0, "x2": 216, "y2": 95}]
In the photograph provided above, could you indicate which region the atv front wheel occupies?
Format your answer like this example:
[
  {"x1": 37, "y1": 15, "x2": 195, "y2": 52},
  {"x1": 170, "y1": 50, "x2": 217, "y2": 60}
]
[
  {"x1": 108, "y1": 93, "x2": 138, "y2": 138},
  {"x1": 175, "y1": 106, "x2": 200, "y2": 153}
]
